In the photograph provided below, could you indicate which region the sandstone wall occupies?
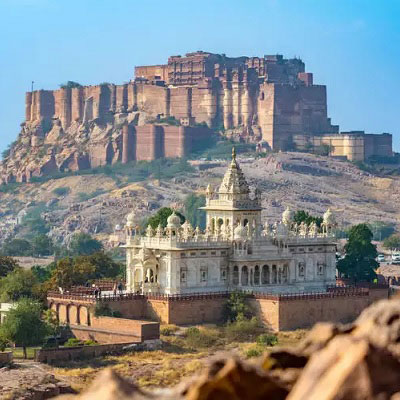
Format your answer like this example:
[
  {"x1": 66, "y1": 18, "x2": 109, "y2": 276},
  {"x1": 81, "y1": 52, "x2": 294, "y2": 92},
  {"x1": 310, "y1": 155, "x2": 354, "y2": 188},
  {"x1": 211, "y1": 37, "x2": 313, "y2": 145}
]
[
  {"x1": 35, "y1": 342, "x2": 132, "y2": 364},
  {"x1": 24, "y1": 80, "x2": 336, "y2": 152}
]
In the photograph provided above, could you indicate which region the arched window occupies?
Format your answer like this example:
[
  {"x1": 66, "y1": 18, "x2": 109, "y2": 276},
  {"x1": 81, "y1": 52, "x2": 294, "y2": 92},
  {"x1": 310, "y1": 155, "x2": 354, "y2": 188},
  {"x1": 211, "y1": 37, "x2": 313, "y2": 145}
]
[
  {"x1": 272, "y1": 265, "x2": 277, "y2": 284},
  {"x1": 254, "y1": 265, "x2": 260, "y2": 285},
  {"x1": 241, "y1": 266, "x2": 249, "y2": 286},
  {"x1": 233, "y1": 266, "x2": 239, "y2": 285},
  {"x1": 260, "y1": 92, "x2": 265, "y2": 101},
  {"x1": 282, "y1": 264, "x2": 289, "y2": 283},
  {"x1": 262, "y1": 265, "x2": 270, "y2": 284},
  {"x1": 243, "y1": 219, "x2": 249, "y2": 226}
]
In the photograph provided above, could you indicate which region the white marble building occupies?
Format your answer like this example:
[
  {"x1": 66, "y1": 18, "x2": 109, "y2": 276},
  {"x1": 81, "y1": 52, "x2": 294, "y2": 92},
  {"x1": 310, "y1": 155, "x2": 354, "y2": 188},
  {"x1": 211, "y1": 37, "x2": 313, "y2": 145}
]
[{"x1": 124, "y1": 149, "x2": 337, "y2": 295}]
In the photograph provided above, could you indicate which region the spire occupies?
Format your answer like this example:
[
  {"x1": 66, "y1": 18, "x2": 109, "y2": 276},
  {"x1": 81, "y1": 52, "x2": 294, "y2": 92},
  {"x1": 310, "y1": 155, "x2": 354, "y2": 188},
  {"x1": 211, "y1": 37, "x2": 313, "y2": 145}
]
[{"x1": 218, "y1": 147, "x2": 250, "y2": 195}]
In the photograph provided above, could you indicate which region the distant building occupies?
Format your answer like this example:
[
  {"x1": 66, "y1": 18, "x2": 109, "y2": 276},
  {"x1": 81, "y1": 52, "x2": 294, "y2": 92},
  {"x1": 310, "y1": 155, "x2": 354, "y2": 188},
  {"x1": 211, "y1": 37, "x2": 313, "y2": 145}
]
[{"x1": 293, "y1": 131, "x2": 393, "y2": 161}]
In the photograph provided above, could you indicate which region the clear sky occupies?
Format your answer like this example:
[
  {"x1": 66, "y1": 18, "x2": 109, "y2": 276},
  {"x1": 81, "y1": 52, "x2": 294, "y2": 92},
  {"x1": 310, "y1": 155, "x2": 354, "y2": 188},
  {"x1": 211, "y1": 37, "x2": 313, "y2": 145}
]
[{"x1": 0, "y1": 0, "x2": 399, "y2": 152}]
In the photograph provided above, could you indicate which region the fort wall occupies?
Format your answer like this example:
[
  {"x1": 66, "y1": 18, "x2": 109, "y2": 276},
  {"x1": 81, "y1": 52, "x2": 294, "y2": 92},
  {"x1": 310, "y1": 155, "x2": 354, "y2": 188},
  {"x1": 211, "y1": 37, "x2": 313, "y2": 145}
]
[{"x1": 49, "y1": 287, "x2": 389, "y2": 332}]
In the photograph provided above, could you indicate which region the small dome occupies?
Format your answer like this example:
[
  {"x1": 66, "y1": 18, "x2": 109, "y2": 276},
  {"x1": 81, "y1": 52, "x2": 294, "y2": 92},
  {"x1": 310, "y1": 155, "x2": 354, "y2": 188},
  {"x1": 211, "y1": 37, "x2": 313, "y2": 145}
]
[
  {"x1": 126, "y1": 211, "x2": 135, "y2": 227},
  {"x1": 167, "y1": 211, "x2": 181, "y2": 228},
  {"x1": 282, "y1": 206, "x2": 293, "y2": 225},
  {"x1": 234, "y1": 223, "x2": 247, "y2": 240},
  {"x1": 323, "y1": 208, "x2": 335, "y2": 225}
]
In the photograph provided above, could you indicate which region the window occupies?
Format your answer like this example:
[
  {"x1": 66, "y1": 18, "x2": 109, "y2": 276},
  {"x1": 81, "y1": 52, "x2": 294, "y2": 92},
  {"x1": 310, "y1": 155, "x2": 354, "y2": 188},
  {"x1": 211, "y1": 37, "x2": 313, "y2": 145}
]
[
  {"x1": 180, "y1": 269, "x2": 187, "y2": 284},
  {"x1": 180, "y1": 252, "x2": 186, "y2": 257},
  {"x1": 190, "y1": 252, "x2": 196, "y2": 256},
  {"x1": 211, "y1": 251, "x2": 216, "y2": 255},
  {"x1": 317, "y1": 263, "x2": 325, "y2": 276},
  {"x1": 298, "y1": 263, "x2": 305, "y2": 277},
  {"x1": 308, "y1": 248, "x2": 314, "y2": 252},
  {"x1": 299, "y1": 248, "x2": 305, "y2": 252},
  {"x1": 201, "y1": 270, "x2": 207, "y2": 282},
  {"x1": 221, "y1": 268, "x2": 227, "y2": 281},
  {"x1": 221, "y1": 251, "x2": 226, "y2": 255},
  {"x1": 201, "y1": 252, "x2": 207, "y2": 256}
]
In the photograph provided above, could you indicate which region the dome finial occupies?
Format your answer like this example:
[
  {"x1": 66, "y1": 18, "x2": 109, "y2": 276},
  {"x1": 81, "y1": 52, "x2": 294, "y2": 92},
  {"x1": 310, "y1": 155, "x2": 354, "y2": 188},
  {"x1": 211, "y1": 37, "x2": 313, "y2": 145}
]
[{"x1": 232, "y1": 147, "x2": 236, "y2": 161}]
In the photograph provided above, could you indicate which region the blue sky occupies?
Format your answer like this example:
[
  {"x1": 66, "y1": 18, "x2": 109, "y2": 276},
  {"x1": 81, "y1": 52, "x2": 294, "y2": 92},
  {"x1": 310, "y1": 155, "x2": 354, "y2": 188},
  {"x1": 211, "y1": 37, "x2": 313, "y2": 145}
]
[{"x1": 0, "y1": 0, "x2": 399, "y2": 152}]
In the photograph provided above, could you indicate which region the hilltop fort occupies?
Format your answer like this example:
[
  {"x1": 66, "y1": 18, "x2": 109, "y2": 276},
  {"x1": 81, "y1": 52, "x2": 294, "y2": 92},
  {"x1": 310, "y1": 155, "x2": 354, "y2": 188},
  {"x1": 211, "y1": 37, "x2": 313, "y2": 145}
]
[{"x1": 0, "y1": 51, "x2": 392, "y2": 183}]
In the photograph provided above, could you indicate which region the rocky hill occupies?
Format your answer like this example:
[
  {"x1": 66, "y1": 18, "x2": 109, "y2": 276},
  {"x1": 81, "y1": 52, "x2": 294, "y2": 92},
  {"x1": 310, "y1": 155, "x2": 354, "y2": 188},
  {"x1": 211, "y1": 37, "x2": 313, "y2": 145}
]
[{"x1": 0, "y1": 151, "x2": 399, "y2": 247}]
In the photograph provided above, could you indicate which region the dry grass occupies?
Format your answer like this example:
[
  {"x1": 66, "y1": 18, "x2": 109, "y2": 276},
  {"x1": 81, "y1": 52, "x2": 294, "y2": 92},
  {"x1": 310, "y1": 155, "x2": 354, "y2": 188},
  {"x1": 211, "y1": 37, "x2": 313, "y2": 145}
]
[{"x1": 50, "y1": 326, "x2": 307, "y2": 392}]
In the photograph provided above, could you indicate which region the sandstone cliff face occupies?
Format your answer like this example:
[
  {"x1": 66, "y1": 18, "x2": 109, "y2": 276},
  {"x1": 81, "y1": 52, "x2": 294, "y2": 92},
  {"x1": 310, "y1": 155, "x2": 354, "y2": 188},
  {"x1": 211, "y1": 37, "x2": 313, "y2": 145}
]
[{"x1": 0, "y1": 106, "x2": 147, "y2": 184}]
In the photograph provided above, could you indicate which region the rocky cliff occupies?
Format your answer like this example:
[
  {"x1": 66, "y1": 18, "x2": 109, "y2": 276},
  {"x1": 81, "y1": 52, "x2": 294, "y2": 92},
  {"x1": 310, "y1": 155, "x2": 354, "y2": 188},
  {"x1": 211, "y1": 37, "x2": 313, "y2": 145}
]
[{"x1": 0, "y1": 83, "x2": 213, "y2": 184}]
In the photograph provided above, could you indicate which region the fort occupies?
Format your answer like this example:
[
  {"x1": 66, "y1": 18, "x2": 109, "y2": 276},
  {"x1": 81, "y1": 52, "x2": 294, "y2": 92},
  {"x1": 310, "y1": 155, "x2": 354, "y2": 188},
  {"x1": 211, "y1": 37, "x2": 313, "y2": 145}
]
[{"x1": 1, "y1": 50, "x2": 392, "y2": 183}]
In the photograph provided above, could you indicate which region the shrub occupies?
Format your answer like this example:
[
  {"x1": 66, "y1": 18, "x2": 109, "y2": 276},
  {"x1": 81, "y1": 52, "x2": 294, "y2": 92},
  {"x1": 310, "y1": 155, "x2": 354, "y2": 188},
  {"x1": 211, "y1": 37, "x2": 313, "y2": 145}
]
[
  {"x1": 224, "y1": 316, "x2": 261, "y2": 342},
  {"x1": 83, "y1": 340, "x2": 97, "y2": 346},
  {"x1": 64, "y1": 338, "x2": 83, "y2": 347},
  {"x1": 223, "y1": 291, "x2": 250, "y2": 322},
  {"x1": 160, "y1": 325, "x2": 179, "y2": 336},
  {"x1": 184, "y1": 327, "x2": 219, "y2": 349},
  {"x1": 256, "y1": 333, "x2": 278, "y2": 347},
  {"x1": 52, "y1": 187, "x2": 70, "y2": 197},
  {"x1": 245, "y1": 346, "x2": 263, "y2": 358}
]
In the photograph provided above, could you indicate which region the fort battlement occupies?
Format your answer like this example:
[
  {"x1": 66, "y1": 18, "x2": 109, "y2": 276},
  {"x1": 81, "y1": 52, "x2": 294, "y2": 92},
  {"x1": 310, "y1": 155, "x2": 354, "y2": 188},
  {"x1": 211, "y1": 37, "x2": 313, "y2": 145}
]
[{"x1": 48, "y1": 285, "x2": 387, "y2": 331}]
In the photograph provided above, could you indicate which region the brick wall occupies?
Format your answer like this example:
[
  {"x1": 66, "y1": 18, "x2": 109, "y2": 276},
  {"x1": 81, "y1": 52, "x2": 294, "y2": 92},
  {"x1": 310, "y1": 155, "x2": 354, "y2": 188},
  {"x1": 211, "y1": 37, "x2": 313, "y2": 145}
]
[{"x1": 35, "y1": 342, "x2": 131, "y2": 364}]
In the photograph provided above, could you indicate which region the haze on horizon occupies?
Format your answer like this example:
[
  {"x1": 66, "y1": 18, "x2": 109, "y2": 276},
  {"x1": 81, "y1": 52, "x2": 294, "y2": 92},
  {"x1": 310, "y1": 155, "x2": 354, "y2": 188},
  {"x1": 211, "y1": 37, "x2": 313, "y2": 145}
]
[{"x1": 0, "y1": 0, "x2": 399, "y2": 152}]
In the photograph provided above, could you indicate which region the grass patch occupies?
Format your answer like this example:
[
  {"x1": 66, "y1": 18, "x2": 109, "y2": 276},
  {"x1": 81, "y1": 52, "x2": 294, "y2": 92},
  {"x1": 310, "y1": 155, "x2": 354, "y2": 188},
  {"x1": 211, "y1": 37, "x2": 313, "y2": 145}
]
[
  {"x1": 224, "y1": 316, "x2": 263, "y2": 342},
  {"x1": 7, "y1": 346, "x2": 39, "y2": 359}
]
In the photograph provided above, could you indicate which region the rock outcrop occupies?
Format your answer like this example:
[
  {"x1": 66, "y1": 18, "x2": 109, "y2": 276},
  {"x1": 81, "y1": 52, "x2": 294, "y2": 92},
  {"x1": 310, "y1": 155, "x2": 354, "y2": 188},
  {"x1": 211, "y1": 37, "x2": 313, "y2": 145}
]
[{"x1": 56, "y1": 297, "x2": 400, "y2": 400}]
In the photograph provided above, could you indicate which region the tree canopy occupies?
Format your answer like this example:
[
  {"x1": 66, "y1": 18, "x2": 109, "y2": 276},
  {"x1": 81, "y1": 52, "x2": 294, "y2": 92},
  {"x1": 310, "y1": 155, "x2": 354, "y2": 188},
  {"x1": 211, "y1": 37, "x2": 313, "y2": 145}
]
[
  {"x1": 0, "y1": 256, "x2": 18, "y2": 277},
  {"x1": 383, "y1": 234, "x2": 400, "y2": 251},
  {"x1": 293, "y1": 210, "x2": 323, "y2": 227},
  {"x1": 0, "y1": 298, "x2": 49, "y2": 358},
  {"x1": 146, "y1": 207, "x2": 185, "y2": 230},
  {"x1": 0, "y1": 268, "x2": 39, "y2": 302},
  {"x1": 50, "y1": 251, "x2": 121, "y2": 288},
  {"x1": 337, "y1": 224, "x2": 378, "y2": 283},
  {"x1": 1, "y1": 238, "x2": 32, "y2": 256},
  {"x1": 184, "y1": 194, "x2": 206, "y2": 229},
  {"x1": 69, "y1": 233, "x2": 103, "y2": 256}
]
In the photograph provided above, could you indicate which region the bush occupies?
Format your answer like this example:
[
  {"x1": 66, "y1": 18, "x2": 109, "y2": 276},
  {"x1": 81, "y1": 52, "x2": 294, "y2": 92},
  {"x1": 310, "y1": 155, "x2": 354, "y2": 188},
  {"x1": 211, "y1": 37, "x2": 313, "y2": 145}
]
[
  {"x1": 52, "y1": 187, "x2": 70, "y2": 197},
  {"x1": 256, "y1": 333, "x2": 278, "y2": 347},
  {"x1": 64, "y1": 338, "x2": 83, "y2": 347},
  {"x1": 83, "y1": 340, "x2": 97, "y2": 346},
  {"x1": 224, "y1": 316, "x2": 261, "y2": 342},
  {"x1": 160, "y1": 325, "x2": 179, "y2": 336},
  {"x1": 184, "y1": 327, "x2": 219, "y2": 349},
  {"x1": 223, "y1": 291, "x2": 250, "y2": 322},
  {"x1": 245, "y1": 346, "x2": 263, "y2": 358}
]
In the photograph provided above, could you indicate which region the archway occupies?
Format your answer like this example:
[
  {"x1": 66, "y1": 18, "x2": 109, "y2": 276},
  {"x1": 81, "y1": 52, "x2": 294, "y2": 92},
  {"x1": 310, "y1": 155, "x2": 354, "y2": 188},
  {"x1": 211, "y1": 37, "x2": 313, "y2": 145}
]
[
  {"x1": 254, "y1": 266, "x2": 260, "y2": 285},
  {"x1": 233, "y1": 266, "x2": 239, "y2": 285},
  {"x1": 241, "y1": 266, "x2": 249, "y2": 286},
  {"x1": 272, "y1": 265, "x2": 277, "y2": 284},
  {"x1": 262, "y1": 265, "x2": 270, "y2": 284}
]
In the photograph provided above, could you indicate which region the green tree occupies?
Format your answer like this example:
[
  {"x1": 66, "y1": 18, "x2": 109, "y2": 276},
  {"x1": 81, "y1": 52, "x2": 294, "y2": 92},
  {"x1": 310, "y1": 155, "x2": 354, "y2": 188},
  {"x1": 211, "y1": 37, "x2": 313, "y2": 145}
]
[
  {"x1": 32, "y1": 234, "x2": 53, "y2": 256},
  {"x1": 293, "y1": 210, "x2": 323, "y2": 227},
  {"x1": 69, "y1": 233, "x2": 103, "y2": 256},
  {"x1": 59, "y1": 81, "x2": 82, "y2": 89},
  {"x1": 383, "y1": 234, "x2": 400, "y2": 252},
  {"x1": 50, "y1": 257, "x2": 95, "y2": 288},
  {"x1": 368, "y1": 221, "x2": 395, "y2": 241},
  {"x1": 337, "y1": 224, "x2": 378, "y2": 283},
  {"x1": 146, "y1": 207, "x2": 185, "y2": 230},
  {"x1": 0, "y1": 256, "x2": 19, "y2": 277},
  {"x1": 223, "y1": 291, "x2": 250, "y2": 322},
  {"x1": 0, "y1": 298, "x2": 49, "y2": 358},
  {"x1": 79, "y1": 252, "x2": 122, "y2": 279},
  {"x1": 184, "y1": 194, "x2": 206, "y2": 229},
  {"x1": 1, "y1": 238, "x2": 32, "y2": 256},
  {"x1": 0, "y1": 268, "x2": 39, "y2": 302},
  {"x1": 31, "y1": 264, "x2": 54, "y2": 283}
]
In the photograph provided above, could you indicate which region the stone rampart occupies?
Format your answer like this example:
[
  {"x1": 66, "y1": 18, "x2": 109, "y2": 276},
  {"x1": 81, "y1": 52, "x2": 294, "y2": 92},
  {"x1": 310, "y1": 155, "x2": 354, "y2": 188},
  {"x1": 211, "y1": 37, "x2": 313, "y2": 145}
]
[{"x1": 48, "y1": 287, "x2": 388, "y2": 331}]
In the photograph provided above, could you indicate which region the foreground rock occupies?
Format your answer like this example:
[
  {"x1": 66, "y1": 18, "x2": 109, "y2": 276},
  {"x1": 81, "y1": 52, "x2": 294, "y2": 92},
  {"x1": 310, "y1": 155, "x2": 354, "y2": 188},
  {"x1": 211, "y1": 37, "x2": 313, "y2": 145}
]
[{"x1": 56, "y1": 298, "x2": 400, "y2": 399}]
